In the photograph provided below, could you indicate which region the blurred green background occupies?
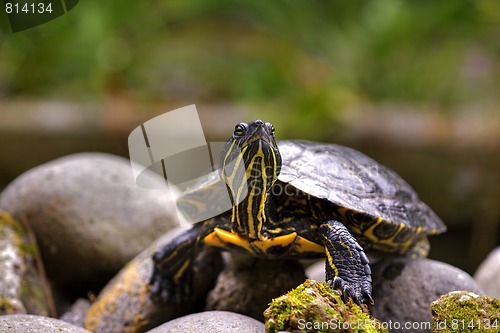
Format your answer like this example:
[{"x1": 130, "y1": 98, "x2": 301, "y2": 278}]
[{"x1": 0, "y1": 1, "x2": 499, "y2": 273}]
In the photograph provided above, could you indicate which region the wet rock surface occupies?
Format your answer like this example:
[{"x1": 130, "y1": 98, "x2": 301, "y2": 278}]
[
  {"x1": 0, "y1": 314, "x2": 93, "y2": 333},
  {"x1": 369, "y1": 257, "x2": 483, "y2": 332},
  {"x1": 474, "y1": 247, "x2": 500, "y2": 298},
  {"x1": 206, "y1": 256, "x2": 307, "y2": 321},
  {"x1": 0, "y1": 211, "x2": 54, "y2": 316},
  {"x1": 84, "y1": 227, "x2": 223, "y2": 333},
  {"x1": 0, "y1": 153, "x2": 179, "y2": 290},
  {"x1": 146, "y1": 310, "x2": 264, "y2": 333}
]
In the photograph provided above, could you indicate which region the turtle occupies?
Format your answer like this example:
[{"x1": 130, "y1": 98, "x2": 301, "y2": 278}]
[{"x1": 150, "y1": 119, "x2": 446, "y2": 305}]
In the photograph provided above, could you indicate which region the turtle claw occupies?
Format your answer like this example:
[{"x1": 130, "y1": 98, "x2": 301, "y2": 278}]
[
  {"x1": 321, "y1": 220, "x2": 374, "y2": 306},
  {"x1": 149, "y1": 265, "x2": 193, "y2": 305},
  {"x1": 328, "y1": 276, "x2": 373, "y2": 305},
  {"x1": 149, "y1": 267, "x2": 173, "y2": 304},
  {"x1": 325, "y1": 260, "x2": 373, "y2": 305}
]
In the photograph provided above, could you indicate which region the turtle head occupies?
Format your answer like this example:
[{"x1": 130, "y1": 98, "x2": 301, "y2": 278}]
[{"x1": 219, "y1": 120, "x2": 282, "y2": 238}]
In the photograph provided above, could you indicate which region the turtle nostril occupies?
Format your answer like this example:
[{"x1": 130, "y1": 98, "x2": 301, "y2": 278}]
[{"x1": 255, "y1": 120, "x2": 264, "y2": 126}]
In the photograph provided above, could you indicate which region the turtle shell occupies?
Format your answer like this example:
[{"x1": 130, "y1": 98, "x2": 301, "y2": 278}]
[
  {"x1": 277, "y1": 140, "x2": 445, "y2": 234},
  {"x1": 177, "y1": 140, "x2": 446, "y2": 237}
]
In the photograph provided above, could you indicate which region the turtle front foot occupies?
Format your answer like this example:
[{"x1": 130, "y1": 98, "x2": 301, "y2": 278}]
[
  {"x1": 149, "y1": 231, "x2": 198, "y2": 304},
  {"x1": 321, "y1": 220, "x2": 374, "y2": 305},
  {"x1": 328, "y1": 274, "x2": 373, "y2": 305},
  {"x1": 149, "y1": 261, "x2": 193, "y2": 304}
]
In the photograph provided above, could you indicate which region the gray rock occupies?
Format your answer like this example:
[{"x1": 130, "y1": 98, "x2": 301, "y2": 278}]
[
  {"x1": 369, "y1": 257, "x2": 483, "y2": 333},
  {"x1": 0, "y1": 314, "x2": 92, "y2": 333},
  {"x1": 474, "y1": 247, "x2": 500, "y2": 298},
  {"x1": 206, "y1": 256, "x2": 307, "y2": 321},
  {"x1": 305, "y1": 260, "x2": 325, "y2": 282},
  {"x1": 84, "y1": 227, "x2": 223, "y2": 333},
  {"x1": 59, "y1": 298, "x2": 91, "y2": 328},
  {"x1": 145, "y1": 311, "x2": 264, "y2": 333},
  {"x1": 0, "y1": 153, "x2": 180, "y2": 289},
  {"x1": 0, "y1": 211, "x2": 54, "y2": 316}
]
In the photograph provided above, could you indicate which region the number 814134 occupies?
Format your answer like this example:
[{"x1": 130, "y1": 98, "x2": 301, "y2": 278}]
[{"x1": 5, "y1": 2, "x2": 53, "y2": 14}]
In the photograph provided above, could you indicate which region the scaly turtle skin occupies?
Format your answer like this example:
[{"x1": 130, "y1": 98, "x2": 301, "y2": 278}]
[{"x1": 150, "y1": 120, "x2": 446, "y2": 305}]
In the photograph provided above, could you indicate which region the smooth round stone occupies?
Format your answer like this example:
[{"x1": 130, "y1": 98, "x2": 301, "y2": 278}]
[
  {"x1": 474, "y1": 247, "x2": 500, "y2": 298},
  {"x1": 84, "y1": 227, "x2": 223, "y2": 333},
  {"x1": 0, "y1": 153, "x2": 180, "y2": 289},
  {"x1": 145, "y1": 311, "x2": 264, "y2": 333},
  {"x1": 206, "y1": 257, "x2": 307, "y2": 321},
  {"x1": 0, "y1": 314, "x2": 92, "y2": 333},
  {"x1": 59, "y1": 298, "x2": 91, "y2": 328},
  {"x1": 369, "y1": 257, "x2": 483, "y2": 332},
  {"x1": 305, "y1": 260, "x2": 326, "y2": 282}
]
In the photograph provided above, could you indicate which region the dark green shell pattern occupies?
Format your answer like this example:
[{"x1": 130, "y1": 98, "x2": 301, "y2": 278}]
[{"x1": 177, "y1": 140, "x2": 446, "y2": 252}]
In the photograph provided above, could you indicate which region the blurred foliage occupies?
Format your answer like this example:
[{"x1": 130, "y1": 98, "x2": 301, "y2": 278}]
[{"x1": 0, "y1": 0, "x2": 499, "y2": 136}]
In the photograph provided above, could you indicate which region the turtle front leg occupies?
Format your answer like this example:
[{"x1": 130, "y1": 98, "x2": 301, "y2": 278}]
[
  {"x1": 151, "y1": 220, "x2": 224, "y2": 304},
  {"x1": 320, "y1": 220, "x2": 373, "y2": 305}
]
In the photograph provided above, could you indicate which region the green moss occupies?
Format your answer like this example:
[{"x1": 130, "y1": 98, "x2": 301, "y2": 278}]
[
  {"x1": 0, "y1": 211, "x2": 39, "y2": 257},
  {"x1": 431, "y1": 291, "x2": 500, "y2": 333},
  {"x1": 0, "y1": 296, "x2": 10, "y2": 312},
  {"x1": 19, "y1": 276, "x2": 50, "y2": 316},
  {"x1": 0, "y1": 211, "x2": 24, "y2": 235},
  {"x1": 0, "y1": 211, "x2": 49, "y2": 315},
  {"x1": 0, "y1": 211, "x2": 26, "y2": 251},
  {"x1": 18, "y1": 241, "x2": 37, "y2": 256},
  {"x1": 0, "y1": 296, "x2": 21, "y2": 315},
  {"x1": 264, "y1": 279, "x2": 387, "y2": 333}
]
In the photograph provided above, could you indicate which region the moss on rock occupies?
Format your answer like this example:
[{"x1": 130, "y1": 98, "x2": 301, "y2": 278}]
[
  {"x1": 0, "y1": 211, "x2": 53, "y2": 316},
  {"x1": 0, "y1": 295, "x2": 25, "y2": 314},
  {"x1": 431, "y1": 291, "x2": 500, "y2": 332},
  {"x1": 264, "y1": 279, "x2": 387, "y2": 333}
]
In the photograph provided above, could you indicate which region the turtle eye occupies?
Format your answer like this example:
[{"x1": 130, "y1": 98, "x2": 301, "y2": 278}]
[
  {"x1": 266, "y1": 123, "x2": 275, "y2": 136},
  {"x1": 233, "y1": 124, "x2": 246, "y2": 137}
]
